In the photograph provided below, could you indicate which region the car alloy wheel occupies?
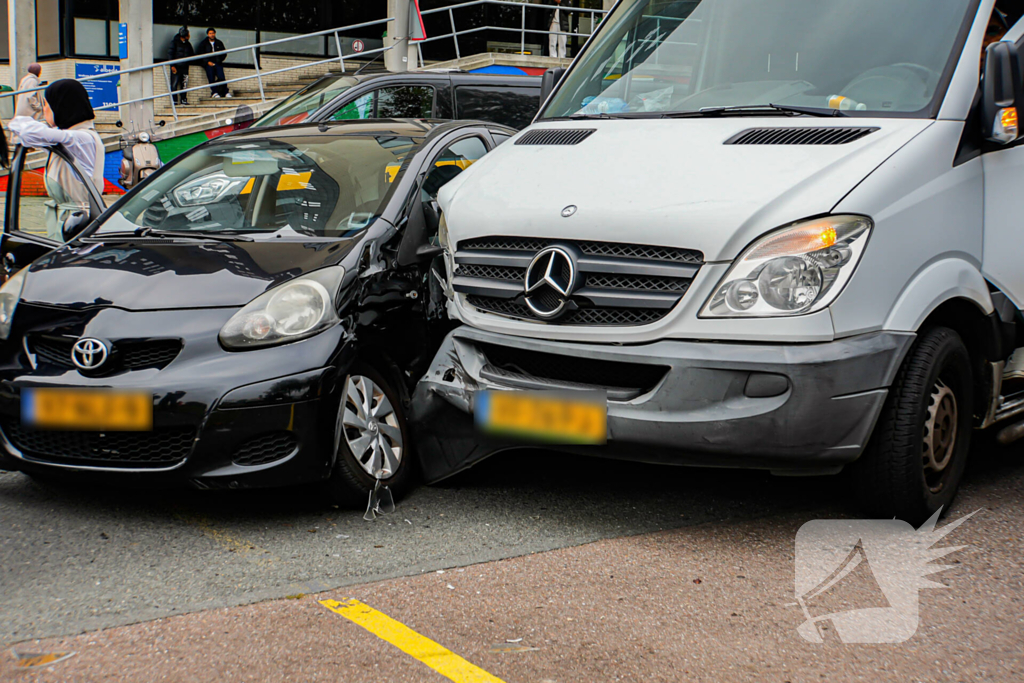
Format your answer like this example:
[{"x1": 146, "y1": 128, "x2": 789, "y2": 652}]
[{"x1": 341, "y1": 374, "x2": 403, "y2": 479}]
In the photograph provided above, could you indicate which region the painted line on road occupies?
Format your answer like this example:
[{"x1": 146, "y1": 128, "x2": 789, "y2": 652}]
[{"x1": 319, "y1": 598, "x2": 506, "y2": 683}]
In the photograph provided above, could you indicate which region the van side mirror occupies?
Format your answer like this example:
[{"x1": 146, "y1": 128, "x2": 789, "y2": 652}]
[
  {"x1": 983, "y1": 41, "x2": 1022, "y2": 144},
  {"x1": 540, "y1": 68, "x2": 567, "y2": 103}
]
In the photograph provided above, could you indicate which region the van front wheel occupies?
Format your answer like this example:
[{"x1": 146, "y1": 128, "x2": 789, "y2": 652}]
[{"x1": 847, "y1": 326, "x2": 973, "y2": 524}]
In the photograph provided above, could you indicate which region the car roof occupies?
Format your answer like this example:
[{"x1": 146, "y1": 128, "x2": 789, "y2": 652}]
[
  {"x1": 216, "y1": 118, "x2": 512, "y2": 144},
  {"x1": 311, "y1": 70, "x2": 540, "y2": 86}
]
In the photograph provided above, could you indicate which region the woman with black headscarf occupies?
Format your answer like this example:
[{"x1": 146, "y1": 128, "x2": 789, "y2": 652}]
[{"x1": 9, "y1": 79, "x2": 105, "y2": 241}]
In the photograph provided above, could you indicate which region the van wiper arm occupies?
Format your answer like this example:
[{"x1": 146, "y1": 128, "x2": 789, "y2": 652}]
[
  {"x1": 87, "y1": 227, "x2": 254, "y2": 242},
  {"x1": 666, "y1": 104, "x2": 847, "y2": 118}
]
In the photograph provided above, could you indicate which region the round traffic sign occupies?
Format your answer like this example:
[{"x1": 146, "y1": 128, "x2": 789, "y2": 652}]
[{"x1": 352, "y1": 39, "x2": 365, "y2": 53}]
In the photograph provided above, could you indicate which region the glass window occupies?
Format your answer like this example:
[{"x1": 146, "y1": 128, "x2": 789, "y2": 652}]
[
  {"x1": 542, "y1": 0, "x2": 975, "y2": 119},
  {"x1": 74, "y1": 17, "x2": 109, "y2": 56},
  {"x1": 455, "y1": 86, "x2": 540, "y2": 129},
  {"x1": 377, "y1": 86, "x2": 435, "y2": 119},
  {"x1": 330, "y1": 93, "x2": 374, "y2": 121},
  {"x1": 102, "y1": 134, "x2": 423, "y2": 239},
  {"x1": 252, "y1": 77, "x2": 358, "y2": 128},
  {"x1": 422, "y1": 136, "x2": 487, "y2": 200}
]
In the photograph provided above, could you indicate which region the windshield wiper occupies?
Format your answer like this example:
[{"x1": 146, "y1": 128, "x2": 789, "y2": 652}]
[
  {"x1": 666, "y1": 103, "x2": 847, "y2": 118},
  {"x1": 542, "y1": 111, "x2": 667, "y2": 121},
  {"x1": 87, "y1": 227, "x2": 254, "y2": 243}
]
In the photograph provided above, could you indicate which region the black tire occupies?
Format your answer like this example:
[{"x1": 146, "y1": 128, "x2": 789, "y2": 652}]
[
  {"x1": 847, "y1": 326, "x2": 973, "y2": 524},
  {"x1": 321, "y1": 363, "x2": 415, "y2": 508}
]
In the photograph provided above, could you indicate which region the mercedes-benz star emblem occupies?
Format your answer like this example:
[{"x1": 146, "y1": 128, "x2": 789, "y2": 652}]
[
  {"x1": 561, "y1": 205, "x2": 577, "y2": 218},
  {"x1": 71, "y1": 338, "x2": 109, "y2": 371},
  {"x1": 524, "y1": 246, "x2": 577, "y2": 319}
]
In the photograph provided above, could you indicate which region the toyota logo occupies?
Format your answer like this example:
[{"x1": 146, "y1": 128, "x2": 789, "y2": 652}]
[
  {"x1": 71, "y1": 338, "x2": 109, "y2": 371},
  {"x1": 524, "y1": 246, "x2": 577, "y2": 319}
]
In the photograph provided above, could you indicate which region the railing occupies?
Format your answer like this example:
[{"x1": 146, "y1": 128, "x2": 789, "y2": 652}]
[
  {"x1": 0, "y1": 1, "x2": 609, "y2": 126},
  {"x1": 416, "y1": 1, "x2": 608, "y2": 67}
]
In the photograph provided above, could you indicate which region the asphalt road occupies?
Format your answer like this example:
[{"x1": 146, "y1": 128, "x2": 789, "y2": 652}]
[{"x1": 3, "y1": 437, "x2": 1023, "y2": 654}]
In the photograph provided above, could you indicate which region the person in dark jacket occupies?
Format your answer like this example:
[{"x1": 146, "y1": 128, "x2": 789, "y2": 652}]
[
  {"x1": 196, "y1": 28, "x2": 231, "y2": 98},
  {"x1": 542, "y1": 0, "x2": 571, "y2": 58},
  {"x1": 168, "y1": 27, "x2": 195, "y2": 105}
]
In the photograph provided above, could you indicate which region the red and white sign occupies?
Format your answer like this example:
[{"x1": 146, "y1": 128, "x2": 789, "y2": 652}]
[
  {"x1": 409, "y1": 0, "x2": 427, "y2": 41},
  {"x1": 352, "y1": 39, "x2": 365, "y2": 53}
]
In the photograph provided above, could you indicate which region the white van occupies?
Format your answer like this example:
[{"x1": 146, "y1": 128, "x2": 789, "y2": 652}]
[{"x1": 411, "y1": 0, "x2": 1024, "y2": 523}]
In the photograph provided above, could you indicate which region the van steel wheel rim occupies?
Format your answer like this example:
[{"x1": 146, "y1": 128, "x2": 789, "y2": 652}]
[
  {"x1": 341, "y1": 375, "x2": 403, "y2": 479},
  {"x1": 923, "y1": 378, "x2": 957, "y2": 491}
]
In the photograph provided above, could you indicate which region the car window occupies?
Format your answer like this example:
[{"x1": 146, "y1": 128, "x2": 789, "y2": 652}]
[
  {"x1": 377, "y1": 86, "x2": 435, "y2": 118},
  {"x1": 330, "y1": 92, "x2": 374, "y2": 121},
  {"x1": 491, "y1": 132, "x2": 513, "y2": 146},
  {"x1": 103, "y1": 135, "x2": 422, "y2": 239},
  {"x1": 422, "y1": 136, "x2": 488, "y2": 201},
  {"x1": 12, "y1": 157, "x2": 98, "y2": 243},
  {"x1": 455, "y1": 85, "x2": 540, "y2": 129},
  {"x1": 252, "y1": 77, "x2": 357, "y2": 128}
]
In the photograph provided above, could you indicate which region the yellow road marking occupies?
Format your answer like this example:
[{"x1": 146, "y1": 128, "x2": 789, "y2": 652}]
[{"x1": 319, "y1": 598, "x2": 506, "y2": 683}]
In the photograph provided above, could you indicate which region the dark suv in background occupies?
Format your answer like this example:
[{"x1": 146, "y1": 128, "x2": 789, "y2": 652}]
[{"x1": 252, "y1": 70, "x2": 541, "y2": 131}]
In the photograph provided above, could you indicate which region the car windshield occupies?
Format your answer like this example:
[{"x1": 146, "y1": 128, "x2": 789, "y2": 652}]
[
  {"x1": 252, "y1": 76, "x2": 358, "y2": 128},
  {"x1": 541, "y1": 0, "x2": 975, "y2": 119},
  {"x1": 101, "y1": 134, "x2": 421, "y2": 239}
]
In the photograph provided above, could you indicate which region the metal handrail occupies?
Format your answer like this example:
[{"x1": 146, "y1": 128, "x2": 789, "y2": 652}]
[{"x1": 1, "y1": 1, "x2": 610, "y2": 122}]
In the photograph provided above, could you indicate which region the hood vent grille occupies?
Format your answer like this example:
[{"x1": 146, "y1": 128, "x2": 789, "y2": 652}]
[
  {"x1": 725, "y1": 127, "x2": 879, "y2": 145},
  {"x1": 516, "y1": 129, "x2": 596, "y2": 146}
]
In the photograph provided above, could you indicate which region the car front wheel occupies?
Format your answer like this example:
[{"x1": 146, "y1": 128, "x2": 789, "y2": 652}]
[
  {"x1": 847, "y1": 326, "x2": 973, "y2": 524},
  {"x1": 322, "y1": 365, "x2": 414, "y2": 508}
]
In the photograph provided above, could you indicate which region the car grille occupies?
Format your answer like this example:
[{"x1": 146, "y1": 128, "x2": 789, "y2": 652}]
[
  {"x1": 453, "y1": 237, "x2": 702, "y2": 326},
  {"x1": 3, "y1": 421, "x2": 196, "y2": 468},
  {"x1": 232, "y1": 432, "x2": 299, "y2": 467},
  {"x1": 477, "y1": 342, "x2": 668, "y2": 399},
  {"x1": 29, "y1": 337, "x2": 182, "y2": 373}
]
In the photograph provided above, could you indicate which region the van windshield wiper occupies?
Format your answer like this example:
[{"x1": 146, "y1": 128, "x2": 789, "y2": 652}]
[
  {"x1": 665, "y1": 103, "x2": 847, "y2": 118},
  {"x1": 87, "y1": 227, "x2": 254, "y2": 243},
  {"x1": 541, "y1": 111, "x2": 667, "y2": 121}
]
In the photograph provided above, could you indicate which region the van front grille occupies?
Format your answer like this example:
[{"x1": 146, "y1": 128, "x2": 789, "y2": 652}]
[{"x1": 454, "y1": 238, "x2": 702, "y2": 327}]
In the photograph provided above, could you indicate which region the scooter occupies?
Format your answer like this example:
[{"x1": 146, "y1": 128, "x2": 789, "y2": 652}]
[{"x1": 115, "y1": 120, "x2": 165, "y2": 190}]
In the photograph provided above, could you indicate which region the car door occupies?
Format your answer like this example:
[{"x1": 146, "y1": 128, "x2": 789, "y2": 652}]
[{"x1": 1, "y1": 145, "x2": 105, "y2": 279}]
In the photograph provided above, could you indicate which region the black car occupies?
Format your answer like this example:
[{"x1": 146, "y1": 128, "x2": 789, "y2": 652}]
[
  {"x1": 0, "y1": 119, "x2": 512, "y2": 504},
  {"x1": 251, "y1": 70, "x2": 541, "y2": 130}
]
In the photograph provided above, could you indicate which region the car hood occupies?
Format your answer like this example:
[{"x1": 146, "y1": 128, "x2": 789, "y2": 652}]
[
  {"x1": 439, "y1": 118, "x2": 931, "y2": 262},
  {"x1": 21, "y1": 239, "x2": 356, "y2": 311}
]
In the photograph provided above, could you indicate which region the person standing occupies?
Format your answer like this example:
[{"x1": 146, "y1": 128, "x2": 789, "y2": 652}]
[
  {"x1": 15, "y1": 64, "x2": 45, "y2": 121},
  {"x1": 9, "y1": 80, "x2": 105, "y2": 241},
  {"x1": 544, "y1": 0, "x2": 570, "y2": 59},
  {"x1": 168, "y1": 27, "x2": 195, "y2": 105},
  {"x1": 196, "y1": 28, "x2": 231, "y2": 99}
]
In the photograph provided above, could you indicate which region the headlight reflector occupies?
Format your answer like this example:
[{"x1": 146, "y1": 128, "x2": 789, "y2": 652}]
[
  {"x1": 701, "y1": 215, "x2": 871, "y2": 318},
  {"x1": 173, "y1": 172, "x2": 245, "y2": 207},
  {"x1": 219, "y1": 266, "x2": 344, "y2": 350},
  {"x1": 0, "y1": 268, "x2": 27, "y2": 340}
]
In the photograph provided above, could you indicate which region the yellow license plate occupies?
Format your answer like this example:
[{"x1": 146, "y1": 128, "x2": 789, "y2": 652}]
[
  {"x1": 476, "y1": 390, "x2": 606, "y2": 444},
  {"x1": 22, "y1": 388, "x2": 153, "y2": 431}
]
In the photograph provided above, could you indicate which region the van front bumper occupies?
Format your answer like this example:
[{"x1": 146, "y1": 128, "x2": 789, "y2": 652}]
[{"x1": 410, "y1": 326, "x2": 915, "y2": 482}]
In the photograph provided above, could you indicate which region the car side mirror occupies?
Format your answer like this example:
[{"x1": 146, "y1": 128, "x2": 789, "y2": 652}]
[
  {"x1": 983, "y1": 41, "x2": 1022, "y2": 144},
  {"x1": 540, "y1": 67, "x2": 567, "y2": 104},
  {"x1": 61, "y1": 211, "x2": 92, "y2": 242}
]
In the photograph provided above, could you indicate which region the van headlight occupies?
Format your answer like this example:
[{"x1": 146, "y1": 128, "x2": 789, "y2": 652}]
[
  {"x1": 701, "y1": 215, "x2": 871, "y2": 318},
  {"x1": 0, "y1": 268, "x2": 27, "y2": 340},
  {"x1": 219, "y1": 266, "x2": 345, "y2": 350}
]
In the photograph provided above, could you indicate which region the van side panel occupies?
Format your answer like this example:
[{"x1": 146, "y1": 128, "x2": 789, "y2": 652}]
[{"x1": 830, "y1": 122, "x2": 986, "y2": 337}]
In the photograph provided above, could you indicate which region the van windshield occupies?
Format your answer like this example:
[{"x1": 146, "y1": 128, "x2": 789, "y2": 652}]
[{"x1": 541, "y1": 0, "x2": 976, "y2": 118}]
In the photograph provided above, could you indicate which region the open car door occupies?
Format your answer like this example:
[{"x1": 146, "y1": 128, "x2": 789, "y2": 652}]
[{"x1": 1, "y1": 144, "x2": 106, "y2": 279}]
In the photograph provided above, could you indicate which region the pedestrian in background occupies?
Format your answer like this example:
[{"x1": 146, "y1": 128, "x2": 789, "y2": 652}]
[
  {"x1": 15, "y1": 64, "x2": 45, "y2": 121},
  {"x1": 545, "y1": 0, "x2": 570, "y2": 59},
  {"x1": 168, "y1": 26, "x2": 195, "y2": 105},
  {"x1": 9, "y1": 79, "x2": 104, "y2": 241},
  {"x1": 197, "y1": 28, "x2": 231, "y2": 99}
]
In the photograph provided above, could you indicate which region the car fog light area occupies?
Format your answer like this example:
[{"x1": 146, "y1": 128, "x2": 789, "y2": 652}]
[
  {"x1": 220, "y1": 267, "x2": 344, "y2": 349},
  {"x1": 702, "y1": 215, "x2": 871, "y2": 318}
]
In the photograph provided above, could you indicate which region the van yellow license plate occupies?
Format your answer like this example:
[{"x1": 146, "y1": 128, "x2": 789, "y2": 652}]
[
  {"x1": 475, "y1": 390, "x2": 606, "y2": 444},
  {"x1": 21, "y1": 389, "x2": 153, "y2": 431}
]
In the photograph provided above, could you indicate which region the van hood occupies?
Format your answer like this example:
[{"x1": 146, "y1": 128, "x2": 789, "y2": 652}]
[
  {"x1": 20, "y1": 239, "x2": 355, "y2": 311},
  {"x1": 440, "y1": 118, "x2": 931, "y2": 262}
]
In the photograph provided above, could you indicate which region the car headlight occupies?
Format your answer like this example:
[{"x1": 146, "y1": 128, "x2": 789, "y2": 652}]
[
  {"x1": 219, "y1": 266, "x2": 345, "y2": 350},
  {"x1": 0, "y1": 268, "x2": 28, "y2": 340},
  {"x1": 173, "y1": 172, "x2": 246, "y2": 207},
  {"x1": 438, "y1": 212, "x2": 449, "y2": 250},
  {"x1": 701, "y1": 215, "x2": 871, "y2": 318}
]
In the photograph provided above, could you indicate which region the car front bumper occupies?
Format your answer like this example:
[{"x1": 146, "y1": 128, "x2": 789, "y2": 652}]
[
  {"x1": 410, "y1": 326, "x2": 915, "y2": 482},
  {"x1": 0, "y1": 305, "x2": 349, "y2": 489}
]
